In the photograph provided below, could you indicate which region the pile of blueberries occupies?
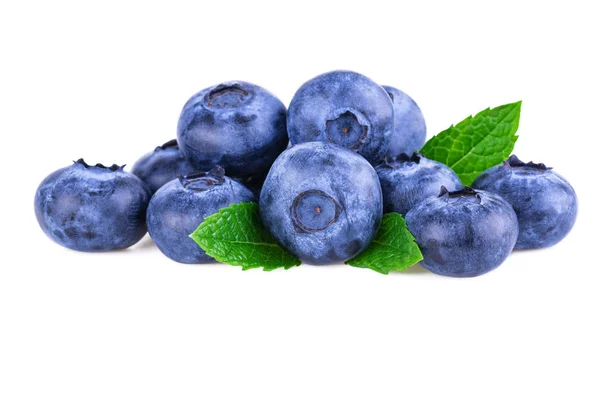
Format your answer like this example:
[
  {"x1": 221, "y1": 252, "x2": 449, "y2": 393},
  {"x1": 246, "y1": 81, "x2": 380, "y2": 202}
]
[{"x1": 34, "y1": 70, "x2": 577, "y2": 277}]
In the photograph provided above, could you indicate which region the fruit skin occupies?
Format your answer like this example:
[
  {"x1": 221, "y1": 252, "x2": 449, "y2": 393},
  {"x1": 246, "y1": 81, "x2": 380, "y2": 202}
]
[
  {"x1": 146, "y1": 166, "x2": 255, "y2": 264},
  {"x1": 382, "y1": 85, "x2": 427, "y2": 156},
  {"x1": 34, "y1": 159, "x2": 151, "y2": 252},
  {"x1": 287, "y1": 70, "x2": 394, "y2": 164},
  {"x1": 131, "y1": 139, "x2": 195, "y2": 194},
  {"x1": 375, "y1": 153, "x2": 462, "y2": 216},
  {"x1": 259, "y1": 142, "x2": 383, "y2": 265},
  {"x1": 472, "y1": 155, "x2": 577, "y2": 249},
  {"x1": 405, "y1": 187, "x2": 518, "y2": 278},
  {"x1": 177, "y1": 81, "x2": 288, "y2": 178}
]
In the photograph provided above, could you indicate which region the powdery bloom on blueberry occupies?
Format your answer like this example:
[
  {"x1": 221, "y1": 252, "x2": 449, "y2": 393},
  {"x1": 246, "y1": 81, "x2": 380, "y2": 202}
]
[
  {"x1": 146, "y1": 166, "x2": 255, "y2": 264},
  {"x1": 259, "y1": 142, "x2": 383, "y2": 265},
  {"x1": 35, "y1": 159, "x2": 151, "y2": 251},
  {"x1": 472, "y1": 155, "x2": 577, "y2": 249}
]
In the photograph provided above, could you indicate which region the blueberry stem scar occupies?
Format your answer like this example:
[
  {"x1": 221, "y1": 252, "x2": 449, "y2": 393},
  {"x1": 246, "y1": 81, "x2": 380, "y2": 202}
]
[
  {"x1": 506, "y1": 154, "x2": 551, "y2": 170},
  {"x1": 206, "y1": 84, "x2": 249, "y2": 107},
  {"x1": 156, "y1": 139, "x2": 179, "y2": 151},
  {"x1": 439, "y1": 186, "x2": 482, "y2": 203},
  {"x1": 325, "y1": 110, "x2": 369, "y2": 150},
  {"x1": 291, "y1": 189, "x2": 342, "y2": 232},
  {"x1": 380, "y1": 152, "x2": 422, "y2": 168},
  {"x1": 178, "y1": 165, "x2": 226, "y2": 191},
  {"x1": 74, "y1": 158, "x2": 124, "y2": 171}
]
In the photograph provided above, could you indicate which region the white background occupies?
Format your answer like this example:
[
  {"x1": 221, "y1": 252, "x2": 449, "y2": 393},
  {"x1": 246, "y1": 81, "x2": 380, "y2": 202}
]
[{"x1": 1, "y1": 1, "x2": 598, "y2": 399}]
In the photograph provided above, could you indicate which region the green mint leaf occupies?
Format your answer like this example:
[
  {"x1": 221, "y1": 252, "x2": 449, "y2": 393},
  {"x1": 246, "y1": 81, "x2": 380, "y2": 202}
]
[
  {"x1": 190, "y1": 202, "x2": 301, "y2": 271},
  {"x1": 345, "y1": 213, "x2": 423, "y2": 274},
  {"x1": 420, "y1": 101, "x2": 521, "y2": 186}
]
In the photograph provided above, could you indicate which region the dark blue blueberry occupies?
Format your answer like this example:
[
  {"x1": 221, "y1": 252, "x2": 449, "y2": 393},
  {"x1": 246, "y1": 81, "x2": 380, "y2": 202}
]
[
  {"x1": 177, "y1": 81, "x2": 288, "y2": 178},
  {"x1": 472, "y1": 155, "x2": 577, "y2": 250},
  {"x1": 146, "y1": 166, "x2": 255, "y2": 264},
  {"x1": 287, "y1": 70, "x2": 394, "y2": 164},
  {"x1": 382, "y1": 85, "x2": 427, "y2": 156},
  {"x1": 131, "y1": 139, "x2": 195, "y2": 194},
  {"x1": 406, "y1": 187, "x2": 519, "y2": 277},
  {"x1": 34, "y1": 159, "x2": 151, "y2": 252},
  {"x1": 259, "y1": 142, "x2": 383, "y2": 265},
  {"x1": 375, "y1": 153, "x2": 462, "y2": 216}
]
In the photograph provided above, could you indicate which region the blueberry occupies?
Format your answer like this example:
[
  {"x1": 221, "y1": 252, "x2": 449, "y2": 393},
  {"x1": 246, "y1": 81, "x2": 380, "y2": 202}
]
[
  {"x1": 405, "y1": 187, "x2": 519, "y2": 277},
  {"x1": 177, "y1": 81, "x2": 288, "y2": 178},
  {"x1": 375, "y1": 153, "x2": 462, "y2": 216},
  {"x1": 259, "y1": 142, "x2": 383, "y2": 265},
  {"x1": 146, "y1": 166, "x2": 255, "y2": 264},
  {"x1": 472, "y1": 155, "x2": 577, "y2": 250},
  {"x1": 287, "y1": 70, "x2": 394, "y2": 164},
  {"x1": 131, "y1": 139, "x2": 195, "y2": 194},
  {"x1": 34, "y1": 159, "x2": 151, "y2": 252},
  {"x1": 382, "y1": 85, "x2": 427, "y2": 156}
]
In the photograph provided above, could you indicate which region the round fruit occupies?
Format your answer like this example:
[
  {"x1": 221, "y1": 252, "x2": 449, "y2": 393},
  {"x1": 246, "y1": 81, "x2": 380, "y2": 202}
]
[
  {"x1": 472, "y1": 155, "x2": 577, "y2": 249},
  {"x1": 131, "y1": 139, "x2": 195, "y2": 194},
  {"x1": 382, "y1": 85, "x2": 427, "y2": 156},
  {"x1": 146, "y1": 166, "x2": 255, "y2": 264},
  {"x1": 34, "y1": 159, "x2": 151, "y2": 251},
  {"x1": 405, "y1": 186, "x2": 519, "y2": 277},
  {"x1": 287, "y1": 70, "x2": 394, "y2": 164},
  {"x1": 259, "y1": 142, "x2": 383, "y2": 265},
  {"x1": 177, "y1": 81, "x2": 288, "y2": 178},
  {"x1": 375, "y1": 153, "x2": 462, "y2": 216}
]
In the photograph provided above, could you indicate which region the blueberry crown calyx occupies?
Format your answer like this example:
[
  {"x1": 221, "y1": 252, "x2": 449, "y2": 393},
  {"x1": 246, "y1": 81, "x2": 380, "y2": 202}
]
[
  {"x1": 381, "y1": 152, "x2": 422, "y2": 168},
  {"x1": 178, "y1": 165, "x2": 226, "y2": 191},
  {"x1": 74, "y1": 158, "x2": 124, "y2": 171},
  {"x1": 156, "y1": 139, "x2": 179, "y2": 151},
  {"x1": 505, "y1": 154, "x2": 551, "y2": 170},
  {"x1": 439, "y1": 186, "x2": 482, "y2": 203},
  {"x1": 206, "y1": 83, "x2": 250, "y2": 108}
]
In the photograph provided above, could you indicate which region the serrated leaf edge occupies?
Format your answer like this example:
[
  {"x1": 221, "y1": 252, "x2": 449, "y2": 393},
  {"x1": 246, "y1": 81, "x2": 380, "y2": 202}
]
[
  {"x1": 420, "y1": 101, "x2": 522, "y2": 185},
  {"x1": 189, "y1": 202, "x2": 301, "y2": 271},
  {"x1": 345, "y1": 213, "x2": 423, "y2": 275}
]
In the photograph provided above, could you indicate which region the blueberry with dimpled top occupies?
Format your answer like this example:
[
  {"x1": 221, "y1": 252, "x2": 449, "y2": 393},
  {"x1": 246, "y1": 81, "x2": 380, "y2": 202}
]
[
  {"x1": 35, "y1": 159, "x2": 151, "y2": 251},
  {"x1": 287, "y1": 70, "x2": 394, "y2": 164},
  {"x1": 259, "y1": 142, "x2": 383, "y2": 265},
  {"x1": 375, "y1": 153, "x2": 462, "y2": 216},
  {"x1": 177, "y1": 81, "x2": 288, "y2": 178},
  {"x1": 472, "y1": 155, "x2": 577, "y2": 249},
  {"x1": 146, "y1": 166, "x2": 255, "y2": 264},
  {"x1": 406, "y1": 186, "x2": 519, "y2": 277}
]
